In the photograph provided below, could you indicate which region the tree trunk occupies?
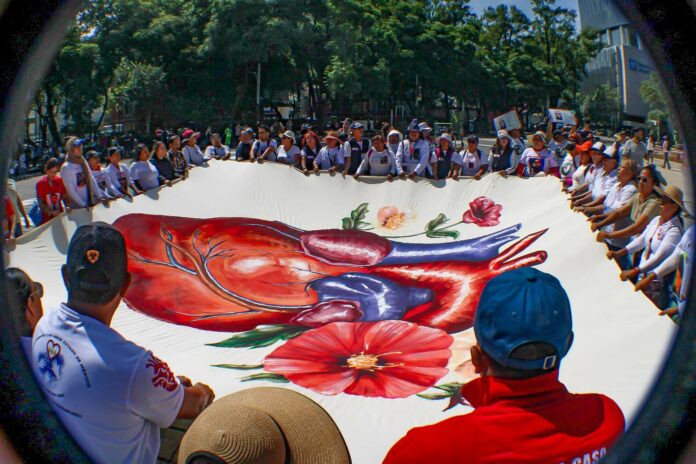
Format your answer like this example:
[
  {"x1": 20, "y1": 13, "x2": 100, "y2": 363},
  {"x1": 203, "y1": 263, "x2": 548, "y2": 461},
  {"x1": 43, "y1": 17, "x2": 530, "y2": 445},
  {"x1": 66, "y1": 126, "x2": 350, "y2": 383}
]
[
  {"x1": 44, "y1": 85, "x2": 62, "y2": 146},
  {"x1": 94, "y1": 87, "x2": 110, "y2": 133}
]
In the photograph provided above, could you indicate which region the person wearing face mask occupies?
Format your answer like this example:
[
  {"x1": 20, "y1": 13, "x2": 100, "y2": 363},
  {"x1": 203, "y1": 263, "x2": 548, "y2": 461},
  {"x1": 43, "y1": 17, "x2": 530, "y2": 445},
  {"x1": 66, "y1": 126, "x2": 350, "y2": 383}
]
[
  {"x1": 396, "y1": 119, "x2": 431, "y2": 179},
  {"x1": 609, "y1": 185, "x2": 686, "y2": 295},
  {"x1": 515, "y1": 131, "x2": 559, "y2": 178}
]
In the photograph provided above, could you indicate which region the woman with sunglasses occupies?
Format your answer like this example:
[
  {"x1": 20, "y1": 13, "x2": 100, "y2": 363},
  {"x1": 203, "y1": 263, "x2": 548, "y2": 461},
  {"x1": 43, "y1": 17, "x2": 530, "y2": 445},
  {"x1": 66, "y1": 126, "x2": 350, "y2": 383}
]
[
  {"x1": 609, "y1": 186, "x2": 686, "y2": 304},
  {"x1": 592, "y1": 165, "x2": 663, "y2": 261},
  {"x1": 5, "y1": 268, "x2": 44, "y2": 360}
]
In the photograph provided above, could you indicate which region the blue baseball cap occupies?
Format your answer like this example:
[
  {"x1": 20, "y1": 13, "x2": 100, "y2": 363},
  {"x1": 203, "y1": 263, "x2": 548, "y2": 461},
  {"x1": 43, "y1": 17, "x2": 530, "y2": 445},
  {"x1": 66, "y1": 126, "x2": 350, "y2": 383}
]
[
  {"x1": 474, "y1": 268, "x2": 573, "y2": 371},
  {"x1": 350, "y1": 122, "x2": 364, "y2": 130}
]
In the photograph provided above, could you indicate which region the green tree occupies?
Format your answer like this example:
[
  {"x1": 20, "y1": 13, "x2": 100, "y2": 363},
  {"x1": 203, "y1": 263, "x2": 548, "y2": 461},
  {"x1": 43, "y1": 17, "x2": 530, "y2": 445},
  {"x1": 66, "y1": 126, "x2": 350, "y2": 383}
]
[{"x1": 581, "y1": 84, "x2": 620, "y2": 129}]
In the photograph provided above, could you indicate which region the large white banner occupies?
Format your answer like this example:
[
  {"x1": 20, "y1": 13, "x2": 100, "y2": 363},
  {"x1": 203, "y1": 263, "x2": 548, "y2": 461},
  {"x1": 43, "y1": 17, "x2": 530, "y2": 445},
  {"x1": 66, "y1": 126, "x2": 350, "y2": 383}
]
[{"x1": 8, "y1": 162, "x2": 675, "y2": 463}]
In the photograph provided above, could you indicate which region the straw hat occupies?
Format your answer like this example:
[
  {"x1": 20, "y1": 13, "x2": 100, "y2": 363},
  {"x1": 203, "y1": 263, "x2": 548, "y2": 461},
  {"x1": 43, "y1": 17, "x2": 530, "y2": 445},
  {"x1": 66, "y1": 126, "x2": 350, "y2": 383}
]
[
  {"x1": 654, "y1": 185, "x2": 690, "y2": 216},
  {"x1": 323, "y1": 131, "x2": 340, "y2": 142},
  {"x1": 178, "y1": 387, "x2": 350, "y2": 464}
]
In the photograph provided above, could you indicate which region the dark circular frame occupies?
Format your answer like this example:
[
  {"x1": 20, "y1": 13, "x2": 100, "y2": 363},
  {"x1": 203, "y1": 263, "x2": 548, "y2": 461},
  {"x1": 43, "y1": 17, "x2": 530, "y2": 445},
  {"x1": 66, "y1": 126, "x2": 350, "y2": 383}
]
[{"x1": 0, "y1": 0, "x2": 693, "y2": 462}]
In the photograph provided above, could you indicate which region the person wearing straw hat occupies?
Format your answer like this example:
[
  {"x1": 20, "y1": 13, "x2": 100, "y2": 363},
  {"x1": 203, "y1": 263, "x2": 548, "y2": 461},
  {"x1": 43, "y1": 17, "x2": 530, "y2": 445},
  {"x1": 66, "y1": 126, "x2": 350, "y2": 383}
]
[
  {"x1": 315, "y1": 131, "x2": 344, "y2": 173},
  {"x1": 384, "y1": 268, "x2": 624, "y2": 464},
  {"x1": 31, "y1": 225, "x2": 215, "y2": 464},
  {"x1": 177, "y1": 387, "x2": 350, "y2": 464},
  {"x1": 610, "y1": 185, "x2": 686, "y2": 291},
  {"x1": 635, "y1": 225, "x2": 693, "y2": 319},
  {"x1": 396, "y1": 119, "x2": 430, "y2": 179},
  {"x1": 276, "y1": 130, "x2": 302, "y2": 167},
  {"x1": 515, "y1": 131, "x2": 560, "y2": 177},
  {"x1": 182, "y1": 130, "x2": 206, "y2": 166}
]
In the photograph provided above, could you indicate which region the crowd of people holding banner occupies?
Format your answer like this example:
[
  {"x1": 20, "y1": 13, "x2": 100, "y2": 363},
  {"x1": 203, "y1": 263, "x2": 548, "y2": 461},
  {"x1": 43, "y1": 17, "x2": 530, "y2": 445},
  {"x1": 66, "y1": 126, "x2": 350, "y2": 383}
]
[{"x1": 3, "y1": 115, "x2": 689, "y2": 321}]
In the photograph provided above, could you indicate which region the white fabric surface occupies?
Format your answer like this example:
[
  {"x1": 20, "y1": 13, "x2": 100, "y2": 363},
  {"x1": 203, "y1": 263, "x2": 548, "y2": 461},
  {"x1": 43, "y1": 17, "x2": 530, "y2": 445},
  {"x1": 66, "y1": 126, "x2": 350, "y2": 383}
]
[{"x1": 8, "y1": 161, "x2": 675, "y2": 464}]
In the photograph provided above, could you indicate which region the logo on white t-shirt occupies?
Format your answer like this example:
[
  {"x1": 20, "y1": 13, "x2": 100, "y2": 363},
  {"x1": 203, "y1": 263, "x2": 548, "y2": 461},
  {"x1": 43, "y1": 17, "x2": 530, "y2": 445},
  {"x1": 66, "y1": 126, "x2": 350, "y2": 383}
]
[
  {"x1": 37, "y1": 339, "x2": 64, "y2": 384},
  {"x1": 146, "y1": 354, "x2": 178, "y2": 392}
]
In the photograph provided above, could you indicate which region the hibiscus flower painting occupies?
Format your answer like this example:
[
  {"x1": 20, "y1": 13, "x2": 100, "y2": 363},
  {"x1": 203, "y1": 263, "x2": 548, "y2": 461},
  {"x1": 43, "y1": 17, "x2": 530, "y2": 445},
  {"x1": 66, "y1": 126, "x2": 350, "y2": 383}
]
[
  {"x1": 263, "y1": 321, "x2": 454, "y2": 398},
  {"x1": 462, "y1": 196, "x2": 503, "y2": 227}
]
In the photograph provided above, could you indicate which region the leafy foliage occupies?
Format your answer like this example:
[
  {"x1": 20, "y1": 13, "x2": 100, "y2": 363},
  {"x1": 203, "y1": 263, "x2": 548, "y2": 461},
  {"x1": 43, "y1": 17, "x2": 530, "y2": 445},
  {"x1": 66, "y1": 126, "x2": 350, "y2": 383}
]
[
  {"x1": 34, "y1": 0, "x2": 604, "y2": 139},
  {"x1": 207, "y1": 324, "x2": 309, "y2": 349},
  {"x1": 425, "y1": 213, "x2": 460, "y2": 239},
  {"x1": 342, "y1": 203, "x2": 372, "y2": 230},
  {"x1": 416, "y1": 382, "x2": 466, "y2": 411}
]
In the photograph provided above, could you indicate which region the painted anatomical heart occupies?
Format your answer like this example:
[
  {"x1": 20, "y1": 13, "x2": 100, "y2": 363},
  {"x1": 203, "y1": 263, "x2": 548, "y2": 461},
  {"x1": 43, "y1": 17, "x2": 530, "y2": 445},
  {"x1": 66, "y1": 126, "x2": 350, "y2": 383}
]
[{"x1": 113, "y1": 214, "x2": 547, "y2": 334}]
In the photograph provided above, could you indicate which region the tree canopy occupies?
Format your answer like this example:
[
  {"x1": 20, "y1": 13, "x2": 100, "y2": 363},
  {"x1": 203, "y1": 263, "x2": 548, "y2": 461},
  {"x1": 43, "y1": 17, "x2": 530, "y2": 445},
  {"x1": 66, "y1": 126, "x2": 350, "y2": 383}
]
[{"x1": 32, "y1": 0, "x2": 601, "y2": 140}]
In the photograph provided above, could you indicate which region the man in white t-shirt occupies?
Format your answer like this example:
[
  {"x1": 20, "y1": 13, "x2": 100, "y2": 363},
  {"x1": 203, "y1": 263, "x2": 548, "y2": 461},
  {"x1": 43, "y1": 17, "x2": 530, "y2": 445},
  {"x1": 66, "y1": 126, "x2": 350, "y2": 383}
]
[{"x1": 32, "y1": 225, "x2": 215, "y2": 464}]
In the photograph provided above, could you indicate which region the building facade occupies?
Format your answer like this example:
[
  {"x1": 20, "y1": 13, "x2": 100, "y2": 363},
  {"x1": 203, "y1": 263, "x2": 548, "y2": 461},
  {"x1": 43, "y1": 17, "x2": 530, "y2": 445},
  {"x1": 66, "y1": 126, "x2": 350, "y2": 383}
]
[{"x1": 578, "y1": 0, "x2": 655, "y2": 121}]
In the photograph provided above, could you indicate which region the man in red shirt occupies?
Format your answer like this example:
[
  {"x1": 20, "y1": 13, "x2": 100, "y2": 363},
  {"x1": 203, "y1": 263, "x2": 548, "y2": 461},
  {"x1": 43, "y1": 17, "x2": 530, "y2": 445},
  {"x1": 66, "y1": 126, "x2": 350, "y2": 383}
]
[
  {"x1": 35, "y1": 157, "x2": 67, "y2": 224},
  {"x1": 3, "y1": 196, "x2": 14, "y2": 240},
  {"x1": 384, "y1": 268, "x2": 625, "y2": 464}
]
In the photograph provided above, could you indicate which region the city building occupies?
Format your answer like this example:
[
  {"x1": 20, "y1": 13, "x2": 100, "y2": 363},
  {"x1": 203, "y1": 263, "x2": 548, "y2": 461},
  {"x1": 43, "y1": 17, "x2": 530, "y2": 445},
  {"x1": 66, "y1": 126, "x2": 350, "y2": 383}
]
[{"x1": 578, "y1": 0, "x2": 655, "y2": 122}]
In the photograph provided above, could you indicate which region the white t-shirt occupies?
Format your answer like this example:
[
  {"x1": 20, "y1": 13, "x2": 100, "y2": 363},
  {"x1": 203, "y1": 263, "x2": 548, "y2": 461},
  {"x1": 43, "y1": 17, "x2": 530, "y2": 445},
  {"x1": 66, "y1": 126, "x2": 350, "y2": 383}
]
[
  {"x1": 130, "y1": 161, "x2": 161, "y2": 191},
  {"x1": 91, "y1": 168, "x2": 120, "y2": 198},
  {"x1": 603, "y1": 182, "x2": 638, "y2": 248},
  {"x1": 183, "y1": 144, "x2": 206, "y2": 166},
  {"x1": 591, "y1": 168, "x2": 617, "y2": 200},
  {"x1": 454, "y1": 149, "x2": 488, "y2": 176},
  {"x1": 251, "y1": 139, "x2": 277, "y2": 159},
  {"x1": 653, "y1": 226, "x2": 693, "y2": 315},
  {"x1": 315, "y1": 146, "x2": 343, "y2": 170},
  {"x1": 626, "y1": 216, "x2": 683, "y2": 273},
  {"x1": 32, "y1": 304, "x2": 184, "y2": 464},
  {"x1": 356, "y1": 148, "x2": 396, "y2": 176},
  {"x1": 276, "y1": 145, "x2": 301, "y2": 165},
  {"x1": 60, "y1": 161, "x2": 107, "y2": 208},
  {"x1": 105, "y1": 163, "x2": 132, "y2": 194},
  {"x1": 518, "y1": 147, "x2": 558, "y2": 176},
  {"x1": 204, "y1": 145, "x2": 229, "y2": 159}
]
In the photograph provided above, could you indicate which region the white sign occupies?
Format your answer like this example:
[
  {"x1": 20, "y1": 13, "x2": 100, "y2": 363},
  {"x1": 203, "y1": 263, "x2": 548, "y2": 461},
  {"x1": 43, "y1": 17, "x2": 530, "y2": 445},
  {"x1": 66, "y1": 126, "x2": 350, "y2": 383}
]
[
  {"x1": 548, "y1": 108, "x2": 577, "y2": 126},
  {"x1": 493, "y1": 111, "x2": 521, "y2": 131}
]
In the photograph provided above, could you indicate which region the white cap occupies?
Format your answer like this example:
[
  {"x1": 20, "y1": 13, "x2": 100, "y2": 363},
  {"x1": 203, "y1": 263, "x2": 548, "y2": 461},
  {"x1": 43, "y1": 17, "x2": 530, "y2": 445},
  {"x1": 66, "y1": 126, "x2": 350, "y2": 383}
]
[
  {"x1": 387, "y1": 129, "x2": 402, "y2": 139},
  {"x1": 497, "y1": 129, "x2": 511, "y2": 140},
  {"x1": 439, "y1": 133, "x2": 452, "y2": 142},
  {"x1": 418, "y1": 122, "x2": 432, "y2": 132}
]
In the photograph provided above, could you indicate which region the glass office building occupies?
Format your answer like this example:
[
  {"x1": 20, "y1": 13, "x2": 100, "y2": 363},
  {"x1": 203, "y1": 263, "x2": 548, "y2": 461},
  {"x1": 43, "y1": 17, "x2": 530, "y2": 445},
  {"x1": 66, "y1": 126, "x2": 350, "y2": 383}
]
[{"x1": 578, "y1": 0, "x2": 655, "y2": 121}]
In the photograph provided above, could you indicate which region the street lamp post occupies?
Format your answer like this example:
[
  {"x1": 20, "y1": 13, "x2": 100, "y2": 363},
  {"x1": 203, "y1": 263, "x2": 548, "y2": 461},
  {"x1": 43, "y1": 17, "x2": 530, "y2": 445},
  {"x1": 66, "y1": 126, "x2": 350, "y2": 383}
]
[{"x1": 256, "y1": 62, "x2": 261, "y2": 124}]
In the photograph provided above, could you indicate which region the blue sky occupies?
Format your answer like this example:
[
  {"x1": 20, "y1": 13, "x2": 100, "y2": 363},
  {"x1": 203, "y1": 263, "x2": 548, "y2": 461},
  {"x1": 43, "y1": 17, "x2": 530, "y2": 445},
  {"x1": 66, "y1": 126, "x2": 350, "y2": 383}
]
[{"x1": 468, "y1": 0, "x2": 581, "y2": 30}]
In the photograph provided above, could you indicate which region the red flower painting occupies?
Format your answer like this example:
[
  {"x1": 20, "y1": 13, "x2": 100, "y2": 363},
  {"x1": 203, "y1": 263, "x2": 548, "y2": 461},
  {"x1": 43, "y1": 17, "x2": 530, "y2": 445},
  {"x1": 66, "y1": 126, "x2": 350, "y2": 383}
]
[
  {"x1": 263, "y1": 321, "x2": 453, "y2": 398},
  {"x1": 462, "y1": 196, "x2": 503, "y2": 227}
]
